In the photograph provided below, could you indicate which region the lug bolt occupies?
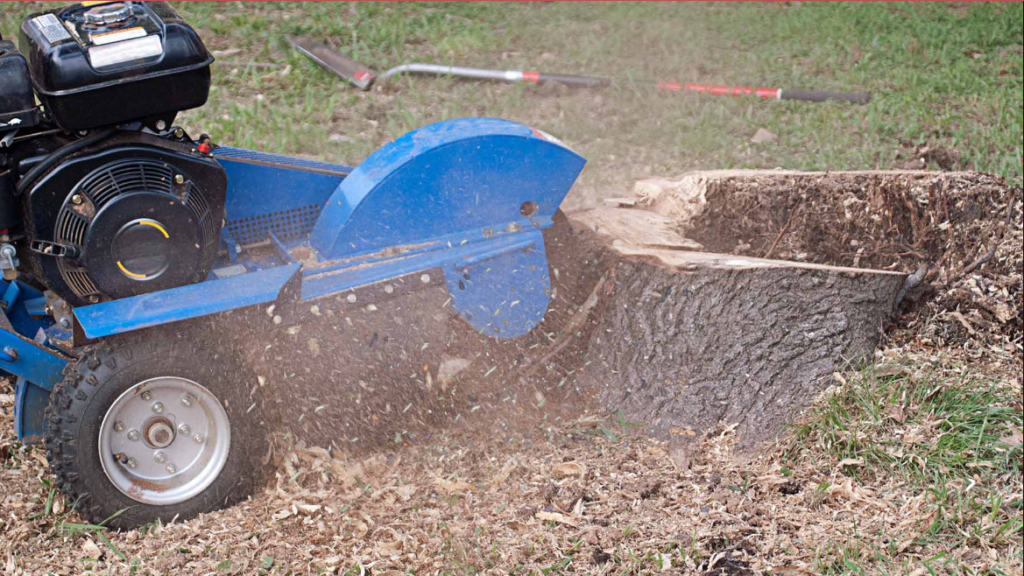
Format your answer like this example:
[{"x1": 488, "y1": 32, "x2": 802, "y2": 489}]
[
  {"x1": 154, "y1": 451, "x2": 166, "y2": 463},
  {"x1": 71, "y1": 194, "x2": 84, "y2": 205},
  {"x1": 152, "y1": 402, "x2": 164, "y2": 414},
  {"x1": 193, "y1": 433, "x2": 205, "y2": 444},
  {"x1": 174, "y1": 174, "x2": 185, "y2": 185},
  {"x1": 127, "y1": 430, "x2": 140, "y2": 441},
  {"x1": 421, "y1": 274, "x2": 431, "y2": 284},
  {"x1": 181, "y1": 395, "x2": 192, "y2": 407},
  {"x1": 141, "y1": 391, "x2": 152, "y2": 401},
  {"x1": 178, "y1": 423, "x2": 191, "y2": 436},
  {"x1": 173, "y1": 128, "x2": 184, "y2": 139},
  {"x1": 113, "y1": 421, "x2": 125, "y2": 433},
  {"x1": 126, "y1": 458, "x2": 138, "y2": 469},
  {"x1": 166, "y1": 464, "x2": 177, "y2": 474}
]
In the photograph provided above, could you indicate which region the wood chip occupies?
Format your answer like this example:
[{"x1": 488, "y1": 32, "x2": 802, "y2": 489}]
[{"x1": 535, "y1": 511, "x2": 579, "y2": 527}]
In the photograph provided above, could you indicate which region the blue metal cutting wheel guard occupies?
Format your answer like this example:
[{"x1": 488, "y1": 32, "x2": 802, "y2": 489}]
[{"x1": 2, "y1": 117, "x2": 585, "y2": 443}]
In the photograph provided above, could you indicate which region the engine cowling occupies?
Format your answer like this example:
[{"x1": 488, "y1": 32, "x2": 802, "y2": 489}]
[{"x1": 24, "y1": 134, "x2": 226, "y2": 306}]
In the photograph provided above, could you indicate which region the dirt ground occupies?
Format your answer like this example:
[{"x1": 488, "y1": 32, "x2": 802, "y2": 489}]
[{"x1": 2, "y1": 349, "x2": 1021, "y2": 575}]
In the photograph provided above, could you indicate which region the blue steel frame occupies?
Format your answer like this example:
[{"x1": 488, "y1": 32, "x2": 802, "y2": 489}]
[{"x1": 4, "y1": 117, "x2": 585, "y2": 443}]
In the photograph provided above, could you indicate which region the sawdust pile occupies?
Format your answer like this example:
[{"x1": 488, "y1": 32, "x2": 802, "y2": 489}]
[{"x1": 682, "y1": 171, "x2": 1023, "y2": 362}]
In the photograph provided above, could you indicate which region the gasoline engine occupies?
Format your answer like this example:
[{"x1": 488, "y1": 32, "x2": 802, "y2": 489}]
[{"x1": 0, "y1": 1, "x2": 225, "y2": 307}]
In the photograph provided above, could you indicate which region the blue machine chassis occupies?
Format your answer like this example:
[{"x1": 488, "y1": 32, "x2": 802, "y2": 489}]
[{"x1": 1, "y1": 118, "x2": 585, "y2": 443}]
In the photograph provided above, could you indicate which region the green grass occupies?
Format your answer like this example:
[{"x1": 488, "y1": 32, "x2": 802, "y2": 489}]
[
  {"x1": 789, "y1": 368, "x2": 1022, "y2": 485},
  {"x1": 789, "y1": 367, "x2": 1023, "y2": 575},
  {"x1": 2, "y1": 2, "x2": 1020, "y2": 206}
]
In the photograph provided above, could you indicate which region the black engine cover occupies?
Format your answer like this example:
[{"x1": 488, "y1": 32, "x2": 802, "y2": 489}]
[{"x1": 26, "y1": 135, "x2": 226, "y2": 306}]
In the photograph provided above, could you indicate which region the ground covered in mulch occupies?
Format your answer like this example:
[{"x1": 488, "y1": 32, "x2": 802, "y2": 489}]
[
  {"x1": 3, "y1": 347, "x2": 1021, "y2": 576},
  {"x1": 1, "y1": 172, "x2": 1021, "y2": 575}
]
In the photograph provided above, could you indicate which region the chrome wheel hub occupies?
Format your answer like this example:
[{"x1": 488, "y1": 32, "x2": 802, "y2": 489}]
[{"x1": 99, "y1": 377, "x2": 230, "y2": 505}]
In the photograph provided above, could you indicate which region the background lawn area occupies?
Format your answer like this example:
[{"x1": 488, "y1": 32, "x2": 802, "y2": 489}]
[{"x1": 2, "y1": 1, "x2": 1021, "y2": 208}]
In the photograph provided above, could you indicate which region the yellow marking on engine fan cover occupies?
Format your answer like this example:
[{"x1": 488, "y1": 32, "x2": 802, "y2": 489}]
[
  {"x1": 139, "y1": 220, "x2": 170, "y2": 238},
  {"x1": 117, "y1": 261, "x2": 147, "y2": 279}
]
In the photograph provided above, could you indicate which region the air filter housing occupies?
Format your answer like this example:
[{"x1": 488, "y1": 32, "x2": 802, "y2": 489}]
[{"x1": 18, "y1": 1, "x2": 212, "y2": 131}]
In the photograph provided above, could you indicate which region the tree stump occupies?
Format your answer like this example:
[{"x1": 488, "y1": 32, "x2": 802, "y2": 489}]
[{"x1": 567, "y1": 170, "x2": 924, "y2": 451}]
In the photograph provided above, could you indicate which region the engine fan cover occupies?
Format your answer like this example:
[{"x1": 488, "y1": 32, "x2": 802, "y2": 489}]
[{"x1": 27, "y1": 141, "x2": 226, "y2": 306}]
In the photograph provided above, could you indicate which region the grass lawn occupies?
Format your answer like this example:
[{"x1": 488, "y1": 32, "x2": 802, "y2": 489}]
[{"x1": 2, "y1": 2, "x2": 1021, "y2": 207}]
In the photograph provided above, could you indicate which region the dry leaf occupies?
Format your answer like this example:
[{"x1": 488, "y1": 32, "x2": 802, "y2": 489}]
[
  {"x1": 81, "y1": 538, "x2": 102, "y2": 559},
  {"x1": 536, "y1": 511, "x2": 579, "y2": 527},
  {"x1": 435, "y1": 478, "x2": 475, "y2": 494},
  {"x1": 888, "y1": 404, "x2": 907, "y2": 423},
  {"x1": 1001, "y1": 429, "x2": 1023, "y2": 447}
]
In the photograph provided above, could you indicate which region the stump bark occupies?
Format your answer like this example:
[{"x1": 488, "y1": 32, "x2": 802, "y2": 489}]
[{"x1": 567, "y1": 170, "x2": 918, "y2": 450}]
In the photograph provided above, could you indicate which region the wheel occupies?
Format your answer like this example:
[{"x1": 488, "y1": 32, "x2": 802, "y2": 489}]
[{"x1": 44, "y1": 325, "x2": 267, "y2": 529}]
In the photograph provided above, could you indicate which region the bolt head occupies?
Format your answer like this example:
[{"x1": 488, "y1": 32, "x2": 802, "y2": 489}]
[
  {"x1": 126, "y1": 458, "x2": 138, "y2": 469},
  {"x1": 152, "y1": 402, "x2": 164, "y2": 414},
  {"x1": 180, "y1": 395, "x2": 192, "y2": 407},
  {"x1": 88, "y1": 295, "x2": 100, "y2": 304},
  {"x1": 420, "y1": 273, "x2": 431, "y2": 284},
  {"x1": 113, "y1": 421, "x2": 125, "y2": 433},
  {"x1": 156, "y1": 120, "x2": 167, "y2": 130},
  {"x1": 59, "y1": 318, "x2": 72, "y2": 329},
  {"x1": 178, "y1": 423, "x2": 191, "y2": 436},
  {"x1": 141, "y1": 391, "x2": 152, "y2": 401},
  {"x1": 127, "y1": 430, "x2": 140, "y2": 441},
  {"x1": 193, "y1": 433, "x2": 205, "y2": 444},
  {"x1": 173, "y1": 128, "x2": 184, "y2": 138},
  {"x1": 71, "y1": 194, "x2": 84, "y2": 205},
  {"x1": 166, "y1": 464, "x2": 177, "y2": 474},
  {"x1": 154, "y1": 451, "x2": 166, "y2": 463},
  {"x1": 174, "y1": 174, "x2": 185, "y2": 185}
]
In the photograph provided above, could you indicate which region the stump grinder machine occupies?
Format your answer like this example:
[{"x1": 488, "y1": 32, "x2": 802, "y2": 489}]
[{"x1": 1, "y1": 2, "x2": 584, "y2": 527}]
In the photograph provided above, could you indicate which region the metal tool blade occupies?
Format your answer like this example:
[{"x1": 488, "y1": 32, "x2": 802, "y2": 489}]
[{"x1": 285, "y1": 35, "x2": 376, "y2": 91}]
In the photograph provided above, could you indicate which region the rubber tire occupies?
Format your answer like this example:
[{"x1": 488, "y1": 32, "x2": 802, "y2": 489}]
[{"x1": 43, "y1": 324, "x2": 267, "y2": 530}]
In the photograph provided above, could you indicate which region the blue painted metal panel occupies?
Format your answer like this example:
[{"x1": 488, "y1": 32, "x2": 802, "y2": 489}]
[
  {"x1": 308, "y1": 117, "x2": 586, "y2": 261},
  {"x1": 0, "y1": 324, "x2": 70, "y2": 390},
  {"x1": 301, "y1": 230, "x2": 551, "y2": 338},
  {"x1": 1, "y1": 280, "x2": 68, "y2": 444},
  {"x1": 215, "y1": 147, "x2": 354, "y2": 175},
  {"x1": 215, "y1": 147, "x2": 351, "y2": 247},
  {"x1": 302, "y1": 231, "x2": 529, "y2": 300},
  {"x1": 14, "y1": 377, "x2": 52, "y2": 444},
  {"x1": 74, "y1": 263, "x2": 300, "y2": 339},
  {"x1": 444, "y1": 231, "x2": 551, "y2": 338}
]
